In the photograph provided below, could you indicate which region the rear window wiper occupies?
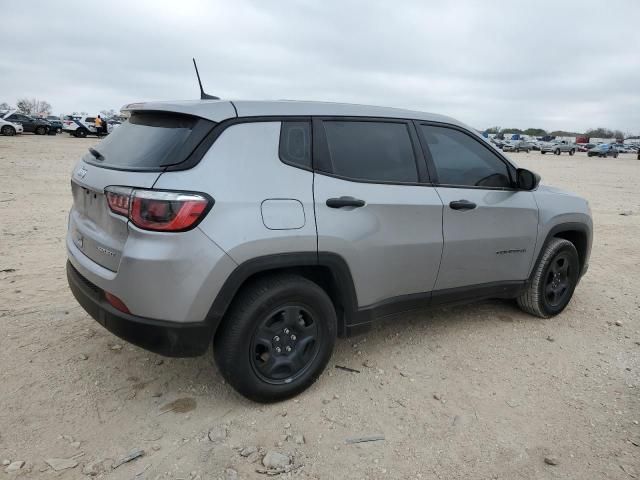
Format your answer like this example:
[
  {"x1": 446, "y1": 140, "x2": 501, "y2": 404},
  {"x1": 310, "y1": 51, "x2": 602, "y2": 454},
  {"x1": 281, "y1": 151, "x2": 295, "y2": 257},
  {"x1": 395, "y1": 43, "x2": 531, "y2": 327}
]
[{"x1": 88, "y1": 147, "x2": 105, "y2": 161}]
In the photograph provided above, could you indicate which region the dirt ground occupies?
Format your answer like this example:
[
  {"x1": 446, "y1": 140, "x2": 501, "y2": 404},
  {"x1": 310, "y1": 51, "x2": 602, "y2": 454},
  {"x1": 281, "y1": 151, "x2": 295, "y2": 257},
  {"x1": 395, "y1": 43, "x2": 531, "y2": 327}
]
[{"x1": 0, "y1": 134, "x2": 638, "y2": 480}]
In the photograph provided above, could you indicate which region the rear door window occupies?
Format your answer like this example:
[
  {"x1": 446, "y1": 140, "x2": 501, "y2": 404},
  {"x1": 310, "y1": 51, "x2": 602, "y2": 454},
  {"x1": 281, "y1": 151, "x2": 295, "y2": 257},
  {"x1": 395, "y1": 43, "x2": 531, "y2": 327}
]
[
  {"x1": 86, "y1": 111, "x2": 215, "y2": 171},
  {"x1": 319, "y1": 120, "x2": 418, "y2": 183}
]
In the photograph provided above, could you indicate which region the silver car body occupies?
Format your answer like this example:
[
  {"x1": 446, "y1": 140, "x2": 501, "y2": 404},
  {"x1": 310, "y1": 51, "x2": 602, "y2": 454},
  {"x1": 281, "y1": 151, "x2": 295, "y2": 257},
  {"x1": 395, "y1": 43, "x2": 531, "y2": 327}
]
[
  {"x1": 66, "y1": 99, "x2": 592, "y2": 355},
  {"x1": 541, "y1": 140, "x2": 576, "y2": 153}
]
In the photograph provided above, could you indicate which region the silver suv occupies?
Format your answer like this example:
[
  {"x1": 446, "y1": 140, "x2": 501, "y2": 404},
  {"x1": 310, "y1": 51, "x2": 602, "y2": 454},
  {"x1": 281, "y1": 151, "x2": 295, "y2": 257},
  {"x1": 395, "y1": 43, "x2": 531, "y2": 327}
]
[{"x1": 66, "y1": 100, "x2": 592, "y2": 402}]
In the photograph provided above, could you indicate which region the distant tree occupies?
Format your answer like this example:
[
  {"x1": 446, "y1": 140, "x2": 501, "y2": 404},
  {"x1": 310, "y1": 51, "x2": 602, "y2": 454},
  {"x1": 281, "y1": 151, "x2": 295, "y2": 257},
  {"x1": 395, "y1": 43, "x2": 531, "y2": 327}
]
[
  {"x1": 501, "y1": 127, "x2": 524, "y2": 134},
  {"x1": 16, "y1": 98, "x2": 52, "y2": 116},
  {"x1": 100, "y1": 109, "x2": 118, "y2": 119},
  {"x1": 613, "y1": 130, "x2": 625, "y2": 140},
  {"x1": 484, "y1": 126, "x2": 501, "y2": 134},
  {"x1": 585, "y1": 127, "x2": 615, "y2": 138},
  {"x1": 549, "y1": 130, "x2": 582, "y2": 137},
  {"x1": 523, "y1": 128, "x2": 547, "y2": 136},
  {"x1": 0, "y1": 102, "x2": 11, "y2": 111}
]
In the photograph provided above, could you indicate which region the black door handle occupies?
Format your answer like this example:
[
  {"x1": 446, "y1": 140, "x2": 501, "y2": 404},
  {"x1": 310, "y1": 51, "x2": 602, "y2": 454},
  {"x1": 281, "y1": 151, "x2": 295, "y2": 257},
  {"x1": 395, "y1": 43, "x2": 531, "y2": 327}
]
[
  {"x1": 326, "y1": 196, "x2": 366, "y2": 208},
  {"x1": 449, "y1": 199, "x2": 477, "y2": 211}
]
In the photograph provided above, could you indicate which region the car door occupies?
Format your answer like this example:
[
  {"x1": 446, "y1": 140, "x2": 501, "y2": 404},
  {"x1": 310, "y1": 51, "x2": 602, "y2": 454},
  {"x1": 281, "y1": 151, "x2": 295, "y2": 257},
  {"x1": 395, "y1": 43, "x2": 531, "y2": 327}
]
[
  {"x1": 416, "y1": 122, "x2": 538, "y2": 292},
  {"x1": 313, "y1": 117, "x2": 444, "y2": 308}
]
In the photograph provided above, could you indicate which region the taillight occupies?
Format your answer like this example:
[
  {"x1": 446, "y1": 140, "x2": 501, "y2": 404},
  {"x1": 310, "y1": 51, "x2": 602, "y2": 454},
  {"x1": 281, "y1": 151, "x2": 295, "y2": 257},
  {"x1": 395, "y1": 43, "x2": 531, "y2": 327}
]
[
  {"x1": 105, "y1": 186, "x2": 131, "y2": 216},
  {"x1": 104, "y1": 187, "x2": 212, "y2": 232}
]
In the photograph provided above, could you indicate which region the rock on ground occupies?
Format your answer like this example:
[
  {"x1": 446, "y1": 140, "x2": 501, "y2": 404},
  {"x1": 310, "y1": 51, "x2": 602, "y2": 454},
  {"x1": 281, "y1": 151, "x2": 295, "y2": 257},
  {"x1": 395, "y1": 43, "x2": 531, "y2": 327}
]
[{"x1": 262, "y1": 451, "x2": 291, "y2": 470}]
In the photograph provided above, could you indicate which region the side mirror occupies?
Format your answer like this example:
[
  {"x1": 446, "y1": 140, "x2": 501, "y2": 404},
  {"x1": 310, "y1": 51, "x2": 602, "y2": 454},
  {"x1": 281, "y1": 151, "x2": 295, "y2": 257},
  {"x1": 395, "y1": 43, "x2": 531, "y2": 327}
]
[{"x1": 516, "y1": 168, "x2": 541, "y2": 190}]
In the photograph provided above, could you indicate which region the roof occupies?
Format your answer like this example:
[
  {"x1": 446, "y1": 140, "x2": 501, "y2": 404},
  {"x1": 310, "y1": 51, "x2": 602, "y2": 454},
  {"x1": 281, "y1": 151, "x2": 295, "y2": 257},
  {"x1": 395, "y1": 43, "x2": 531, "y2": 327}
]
[{"x1": 124, "y1": 99, "x2": 465, "y2": 127}]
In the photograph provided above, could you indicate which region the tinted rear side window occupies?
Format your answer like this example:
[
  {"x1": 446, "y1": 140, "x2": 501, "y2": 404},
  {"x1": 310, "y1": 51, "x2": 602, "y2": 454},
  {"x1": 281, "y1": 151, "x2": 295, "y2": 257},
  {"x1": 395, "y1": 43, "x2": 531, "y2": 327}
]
[
  {"x1": 87, "y1": 112, "x2": 214, "y2": 171},
  {"x1": 279, "y1": 121, "x2": 311, "y2": 169},
  {"x1": 321, "y1": 121, "x2": 418, "y2": 183}
]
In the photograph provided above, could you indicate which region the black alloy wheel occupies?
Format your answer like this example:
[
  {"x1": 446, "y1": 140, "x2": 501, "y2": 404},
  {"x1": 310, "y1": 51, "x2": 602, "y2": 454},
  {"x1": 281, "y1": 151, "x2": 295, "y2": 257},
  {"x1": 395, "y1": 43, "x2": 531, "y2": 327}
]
[
  {"x1": 251, "y1": 305, "x2": 320, "y2": 383},
  {"x1": 544, "y1": 252, "x2": 573, "y2": 308}
]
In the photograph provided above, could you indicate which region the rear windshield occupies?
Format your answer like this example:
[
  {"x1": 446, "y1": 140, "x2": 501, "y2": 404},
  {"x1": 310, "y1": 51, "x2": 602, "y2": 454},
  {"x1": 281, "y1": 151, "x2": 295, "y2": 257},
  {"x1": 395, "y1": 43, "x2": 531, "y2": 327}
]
[{"x1": 85, "y1": 111, "x2": 215, "y2": 171}]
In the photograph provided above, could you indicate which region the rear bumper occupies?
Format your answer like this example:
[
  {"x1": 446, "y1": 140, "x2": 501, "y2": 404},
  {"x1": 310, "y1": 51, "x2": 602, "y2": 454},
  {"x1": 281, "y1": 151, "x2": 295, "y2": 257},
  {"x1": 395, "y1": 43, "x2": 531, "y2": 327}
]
[{"x1": 67, "y1": 261, "x2": 212, "y2": 357}]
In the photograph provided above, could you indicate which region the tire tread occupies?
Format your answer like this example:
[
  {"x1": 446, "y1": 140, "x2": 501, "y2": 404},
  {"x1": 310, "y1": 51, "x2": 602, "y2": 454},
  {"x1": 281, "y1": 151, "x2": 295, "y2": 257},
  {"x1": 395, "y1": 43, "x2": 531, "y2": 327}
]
[{"x1": 517, "y1": 238, "x2": 575, "y2": 318}]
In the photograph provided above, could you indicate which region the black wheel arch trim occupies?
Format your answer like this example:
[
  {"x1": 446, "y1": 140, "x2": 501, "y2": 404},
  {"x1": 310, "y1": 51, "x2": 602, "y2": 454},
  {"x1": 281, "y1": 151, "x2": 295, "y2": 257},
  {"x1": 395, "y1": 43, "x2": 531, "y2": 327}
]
[
  {"x1": 206, "y1": 252, "x2": 359, "y2": 338},
  {"x1": 530, "y1": 222, "x2": 592, "y2": 282}
]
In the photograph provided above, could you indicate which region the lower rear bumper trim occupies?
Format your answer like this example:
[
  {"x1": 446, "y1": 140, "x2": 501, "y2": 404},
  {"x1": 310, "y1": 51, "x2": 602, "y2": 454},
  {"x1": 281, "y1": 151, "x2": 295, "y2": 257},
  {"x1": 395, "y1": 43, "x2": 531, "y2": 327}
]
[{"x1": 66, "y1": 261, "x2": 212, "y2": 357}]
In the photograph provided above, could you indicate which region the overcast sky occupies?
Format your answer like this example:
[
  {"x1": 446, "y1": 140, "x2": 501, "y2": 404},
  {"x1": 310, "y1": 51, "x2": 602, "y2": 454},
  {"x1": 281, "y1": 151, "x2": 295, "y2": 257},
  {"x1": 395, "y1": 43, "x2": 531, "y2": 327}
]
[{"x1": 2, "y1": 1, "x2": 639, "y2": 133}]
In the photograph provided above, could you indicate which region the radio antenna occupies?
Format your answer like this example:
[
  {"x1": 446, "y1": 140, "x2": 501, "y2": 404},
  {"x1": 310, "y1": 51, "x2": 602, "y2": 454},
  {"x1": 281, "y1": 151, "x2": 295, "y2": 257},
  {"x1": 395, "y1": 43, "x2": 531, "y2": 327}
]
[{"x1": 192, "y1": 58, "x2": 220, "y2": 100}]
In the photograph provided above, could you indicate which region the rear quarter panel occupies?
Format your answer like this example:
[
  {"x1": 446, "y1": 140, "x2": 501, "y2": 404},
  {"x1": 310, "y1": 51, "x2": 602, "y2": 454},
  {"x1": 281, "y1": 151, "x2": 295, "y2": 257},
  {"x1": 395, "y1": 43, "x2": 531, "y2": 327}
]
[{"x1": 153, "y1": 121, "x2": 317, "y2": 264}]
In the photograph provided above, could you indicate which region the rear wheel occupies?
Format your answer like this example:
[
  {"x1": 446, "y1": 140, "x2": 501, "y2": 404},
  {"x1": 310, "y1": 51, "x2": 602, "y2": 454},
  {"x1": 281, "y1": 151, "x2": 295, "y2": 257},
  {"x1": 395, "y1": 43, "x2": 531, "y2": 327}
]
[
  {"x1": 75, "y1": 128, "x2": 88, "y2": 138},
  {"x1": 614, "y1": 153, "x2": 618, "y2": 158},
  {"x1": 35, "y1": 126, "x2": 46, "y2": 135},
  {"x1": 569, "y1": 149, "x2": 575, "y2": 156},
  {"x1": 214, "y1": 274, "x2": 337, "y2": 402},
  {"x1": 541, "y1": 151, "x2": 546, "y2": 155},
  {"x1": 517, "y1": 238, "x2": 579, "y2": 318},
  {"x1": 1, "y1": 125, "x2": 16, "y2": 136},
  {"x1": 554, "y1": 148, "x2": 561, "y2": 155}
]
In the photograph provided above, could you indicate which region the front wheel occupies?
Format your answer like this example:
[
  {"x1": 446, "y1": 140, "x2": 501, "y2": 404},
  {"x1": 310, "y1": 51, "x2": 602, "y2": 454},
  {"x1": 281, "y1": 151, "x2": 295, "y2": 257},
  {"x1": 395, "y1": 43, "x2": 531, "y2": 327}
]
[
  {"x1": 1, "y1": 125, "x2": 16, "y2": 136},
  {"x1": 541, "y1": 151, "x2": 546, "y2": 155},
  {"x1": 554, "y1": 149, "x2": 561, "y2": 155},
  {"x1": 614, "y1": 153, "x2": 618, "y2": 158},
  {"x1": 75, "y1": 128, "x2": 88, "y2": 138},
  {"x1": 214, "y1": 274, "x2": 337, "y2": 402},
  {"x1": 517, "y1": 238, "x2": 580, "y2": 318},
  {"x1": 35, "y1": 126, "x2": 46, "y2": 135},
  {"x1": 569, "y1": 149, "x2": 575, "y2": 156}
]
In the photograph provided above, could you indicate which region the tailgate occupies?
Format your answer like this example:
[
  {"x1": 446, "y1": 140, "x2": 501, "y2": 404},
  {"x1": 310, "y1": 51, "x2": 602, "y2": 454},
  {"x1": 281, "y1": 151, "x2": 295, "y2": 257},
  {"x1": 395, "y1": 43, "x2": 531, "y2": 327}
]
[{"x1": 69, "y1": 162, "x2": 161, "y2": 271}]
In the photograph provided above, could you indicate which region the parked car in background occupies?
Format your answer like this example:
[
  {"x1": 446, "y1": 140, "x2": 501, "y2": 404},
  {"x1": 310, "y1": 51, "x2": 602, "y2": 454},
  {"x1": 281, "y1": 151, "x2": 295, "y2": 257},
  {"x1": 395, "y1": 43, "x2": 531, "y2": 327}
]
[
  {"x1": 587, "y1": 144, "x2": 618, "y2": 158},
  {"x1": 63, "y1": 115, "x2": 111, "y2": 137},
  {"x1": 66, "y1": 99, "x2": 593, "y2": 402},
  {"x1": 490, "y1": 138, "x2": 504, "y2": 149},
  {"x1": 46, "y1": 116, "x2": 63, "y2": 133},
  {"x1": 577, "y1": 144, "x2": 592, "y2": 152},
  {"x1": 541, "y1": 140, "x2": 576, "y2": 155},
  {"x1": 503, "y1": 140, "x2": 532, "y2": 153},
  {"x1": 1, "y1": 112, "x2": 50, "y2": 135},
  {"x1": 613, "y1": 144, "x2": 631, "y2": 153},
  {"x1": 0, "y1": 117, "x2": 24, "y2": 136}
]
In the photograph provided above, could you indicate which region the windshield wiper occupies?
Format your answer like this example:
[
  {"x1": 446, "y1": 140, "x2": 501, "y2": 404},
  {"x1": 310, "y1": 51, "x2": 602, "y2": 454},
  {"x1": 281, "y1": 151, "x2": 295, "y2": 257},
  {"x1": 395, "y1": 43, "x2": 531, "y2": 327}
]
[{"x1": 88, "y1": 147, "x2": 104, "y2": 161}]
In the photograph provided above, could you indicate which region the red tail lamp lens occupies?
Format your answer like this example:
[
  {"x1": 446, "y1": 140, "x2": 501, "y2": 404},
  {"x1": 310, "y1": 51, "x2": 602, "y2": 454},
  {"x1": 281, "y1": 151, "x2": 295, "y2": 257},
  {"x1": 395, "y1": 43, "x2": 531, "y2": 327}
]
[
  {"x1": 130, "y1": 192, "x2": 209, "y2": 231},
  {"x1": 104, "y1": 187, "x2": 211, "y2": 232},
  {"x1": 105, "y1": 187, "x2": 132, "y2": 216},
  {"x1": 105, "y1": 292, "x2": 130, "y2": 314}
]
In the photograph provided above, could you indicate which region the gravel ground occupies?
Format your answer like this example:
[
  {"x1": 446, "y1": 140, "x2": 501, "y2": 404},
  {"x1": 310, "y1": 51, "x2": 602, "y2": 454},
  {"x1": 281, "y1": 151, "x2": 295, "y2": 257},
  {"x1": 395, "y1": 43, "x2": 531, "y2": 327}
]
[{"x1": 0, "y1": 134, "x2": 639, "y2": 479}]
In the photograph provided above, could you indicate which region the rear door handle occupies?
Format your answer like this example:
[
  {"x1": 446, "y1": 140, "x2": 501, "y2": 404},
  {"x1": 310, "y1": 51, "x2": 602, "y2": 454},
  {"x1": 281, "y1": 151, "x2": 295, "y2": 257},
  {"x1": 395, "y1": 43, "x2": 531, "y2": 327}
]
[
  {"x1": 326, "y1": 196, "x2": 366, "y2": 209},
  {"x1": 449, "y1": 199, "x2": 477, "y2": 211}
]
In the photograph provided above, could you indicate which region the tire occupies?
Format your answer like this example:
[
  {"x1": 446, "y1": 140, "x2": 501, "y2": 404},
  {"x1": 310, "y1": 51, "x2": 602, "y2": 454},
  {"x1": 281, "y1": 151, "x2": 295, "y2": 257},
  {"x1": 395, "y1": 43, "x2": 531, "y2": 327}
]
[
  {"x1": 56, "y1": 128, "x2": 61, "y2": 134},
  {"x1": 526, "y1": 149, "x2": 530, "y2": 153},
  {"x1": 569, "y1": 149, "x2": 575, "y2": 156},
  {"x1": 517, "y1": 238, "x2": 580, "y2": 318},
  {"x1": 35, "y1": 126, "x2": 46, "y2": 135},
  {"x1": 541, "y1": 151, "x2": 546, "y2": 155},
  {"x1": 214, "y1": 274, "x2": 337, "y2": 402},
  {"x1": 1, "y1": 125, "x2": 16, "y2": 136},
  {"x1": 614, "y1": 153, "x2": 618, "y2": 158},
  {"x1": 75, "y1": 128, "x2": 88, "y2": 138},
  {"x1": 554, "y1": 148, "x2": 560, "y2": 155}
]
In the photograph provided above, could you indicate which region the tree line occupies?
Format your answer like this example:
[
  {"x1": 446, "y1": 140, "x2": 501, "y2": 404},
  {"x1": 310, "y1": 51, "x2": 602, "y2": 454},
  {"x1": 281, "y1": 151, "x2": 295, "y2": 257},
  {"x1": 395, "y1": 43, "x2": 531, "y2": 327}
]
[
  {"x1": 485, "y1": 126, "x2": 630, "y2": 139},
  {"x1": 0, "y1": 98, "x2": 120, "y2": 120}
]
